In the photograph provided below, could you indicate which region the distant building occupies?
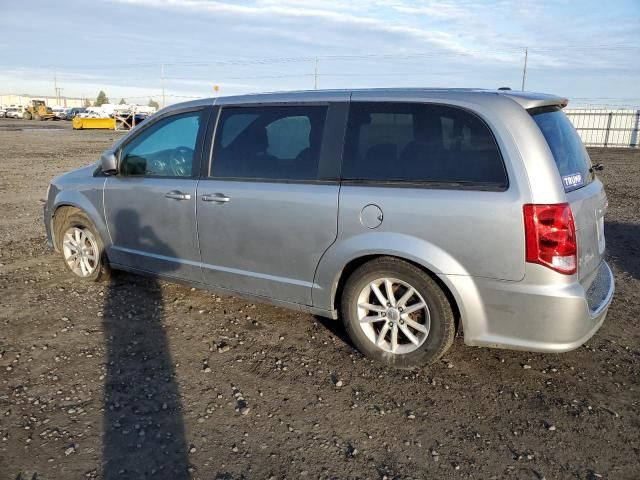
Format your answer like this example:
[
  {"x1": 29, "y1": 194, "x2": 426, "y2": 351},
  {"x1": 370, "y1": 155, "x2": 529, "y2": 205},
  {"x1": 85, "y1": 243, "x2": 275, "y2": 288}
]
[{"x1": 0, "y1": 93, "x2": 85, "y2": 108}]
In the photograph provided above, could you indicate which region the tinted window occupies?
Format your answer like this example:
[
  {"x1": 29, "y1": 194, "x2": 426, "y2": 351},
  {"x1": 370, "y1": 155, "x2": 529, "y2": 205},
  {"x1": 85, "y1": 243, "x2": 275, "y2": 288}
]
[
  {"x1": 221, "y1": 113, "x2": 258, "y2": 147},
  {"x1": 342, "y1": 102, "x2": 507, "y2": 187},
  {"x1": 211, "y1": 106, "x2": 327, "y2": 180},
  {"x1": 531, "y1": 107, "x2": 593, "y2": 192},
  {"x1": 120, "y1": 111, "x2": 202, "y2": 177}
]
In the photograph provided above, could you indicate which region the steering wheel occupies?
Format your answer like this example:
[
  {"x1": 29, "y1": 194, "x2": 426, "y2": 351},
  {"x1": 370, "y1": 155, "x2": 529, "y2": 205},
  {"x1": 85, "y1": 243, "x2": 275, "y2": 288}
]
[{"x1": 169, "y1": 147, "x2": 193, "y2": 176}]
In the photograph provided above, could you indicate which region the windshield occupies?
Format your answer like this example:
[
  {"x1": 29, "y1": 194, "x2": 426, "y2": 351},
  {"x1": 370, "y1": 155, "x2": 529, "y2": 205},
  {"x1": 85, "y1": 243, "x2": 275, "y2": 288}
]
[{"x1": 531, "y1": 107, "x2": 593, "y2": 192}]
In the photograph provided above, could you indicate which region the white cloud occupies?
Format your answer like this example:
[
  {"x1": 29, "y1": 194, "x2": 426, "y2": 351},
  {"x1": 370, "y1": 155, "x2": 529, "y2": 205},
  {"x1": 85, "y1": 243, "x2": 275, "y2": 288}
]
[{"x1": 111, "y1": 0, "x2": 477, "y2": 56}]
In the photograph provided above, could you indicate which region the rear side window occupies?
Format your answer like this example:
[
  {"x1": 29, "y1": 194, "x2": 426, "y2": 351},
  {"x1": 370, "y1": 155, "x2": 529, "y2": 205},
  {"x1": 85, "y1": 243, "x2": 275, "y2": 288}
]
[
  {"x1": 531, "y1": 107, "x2": 593, "y2": 192},
  {"x1": 342, "y1": 102, "x2": 507, "y2": 188},
  {"x1": 211, "y1": 105, "x2": 327, "y2": 181}
]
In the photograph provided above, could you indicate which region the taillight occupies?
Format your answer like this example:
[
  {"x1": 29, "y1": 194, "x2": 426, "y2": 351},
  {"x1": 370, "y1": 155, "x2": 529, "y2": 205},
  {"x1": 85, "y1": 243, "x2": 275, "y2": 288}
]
[{"x1": 523, "y1": 203, "x2": 577, "y2": 275}]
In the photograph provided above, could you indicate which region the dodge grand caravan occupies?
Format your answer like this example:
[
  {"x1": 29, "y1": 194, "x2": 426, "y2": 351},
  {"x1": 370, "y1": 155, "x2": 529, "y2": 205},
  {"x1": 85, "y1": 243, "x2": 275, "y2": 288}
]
[{"x1": 44, "y1": 89, "x2": 614, "y2": 368}]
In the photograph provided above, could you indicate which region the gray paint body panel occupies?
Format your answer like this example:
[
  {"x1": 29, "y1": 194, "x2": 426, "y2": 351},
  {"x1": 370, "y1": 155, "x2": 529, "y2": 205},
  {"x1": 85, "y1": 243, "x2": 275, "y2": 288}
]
[
  {"x1": 104, "y1": 176, "x2": 201, "y2": 280},
  {"x1": 197, "y1": 180, "x2": 339, "y2": 304}
]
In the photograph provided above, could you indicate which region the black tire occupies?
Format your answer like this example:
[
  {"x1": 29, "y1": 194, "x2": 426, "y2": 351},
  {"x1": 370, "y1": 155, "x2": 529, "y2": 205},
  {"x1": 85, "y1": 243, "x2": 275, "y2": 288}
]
[
  {"x1": 23, "y1": 111, "x2": 32, "y2": 120},
  {"x1": 54, "y1": 208, "x2": 110, "y2": 282},
  {"x1": 341, "y1": 257, "x2": 455, "y2": 369}
]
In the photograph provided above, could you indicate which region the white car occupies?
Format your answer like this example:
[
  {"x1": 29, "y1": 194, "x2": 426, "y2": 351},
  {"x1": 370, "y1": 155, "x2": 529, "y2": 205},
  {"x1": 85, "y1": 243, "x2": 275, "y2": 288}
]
[
  {"x1": 52, "y1": 107, "x2": 70, "y2": 119},
  {"x1": 77, "y1": 111, "x2": 103, "y2": 119},
  {"x1": 5, "y1": 107, "x2": 24, "y2": 119}
]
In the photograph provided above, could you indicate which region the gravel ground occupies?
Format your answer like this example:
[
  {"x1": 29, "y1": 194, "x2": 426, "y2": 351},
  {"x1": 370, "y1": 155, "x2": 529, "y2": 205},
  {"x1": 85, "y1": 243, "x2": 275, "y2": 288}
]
[{"x1": 0, "y1": 118, "x2": 638, "y2": 480}]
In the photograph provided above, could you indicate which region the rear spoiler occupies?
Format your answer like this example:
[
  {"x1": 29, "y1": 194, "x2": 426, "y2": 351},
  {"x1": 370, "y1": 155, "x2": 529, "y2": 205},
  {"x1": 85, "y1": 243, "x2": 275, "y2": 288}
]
[{"x1": 496, "y1": 91, "x2": 569, "y2": 110}]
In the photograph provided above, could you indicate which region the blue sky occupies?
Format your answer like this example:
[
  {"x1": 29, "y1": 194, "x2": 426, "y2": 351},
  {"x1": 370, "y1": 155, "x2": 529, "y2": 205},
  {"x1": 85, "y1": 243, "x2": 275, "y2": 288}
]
[{"x1": 0, "y1": 0, "x2": 638, "y2": 106}]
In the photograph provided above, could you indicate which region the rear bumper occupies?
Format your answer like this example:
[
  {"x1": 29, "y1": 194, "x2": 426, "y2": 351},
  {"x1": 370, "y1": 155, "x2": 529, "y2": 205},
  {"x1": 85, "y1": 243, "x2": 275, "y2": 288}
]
[{"x1": 448, "y1": 261, "x2": 614, "y2": 353}]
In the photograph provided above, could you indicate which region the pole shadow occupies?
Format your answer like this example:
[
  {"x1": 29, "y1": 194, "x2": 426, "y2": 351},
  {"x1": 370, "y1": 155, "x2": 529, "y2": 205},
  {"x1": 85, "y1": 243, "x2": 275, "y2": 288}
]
[
  {"x1": 604, "y1": 221, "x2": 640, "y2": 280},
  {"x1": 102, "y1": 209, "x2": 189, "y2": 479}
]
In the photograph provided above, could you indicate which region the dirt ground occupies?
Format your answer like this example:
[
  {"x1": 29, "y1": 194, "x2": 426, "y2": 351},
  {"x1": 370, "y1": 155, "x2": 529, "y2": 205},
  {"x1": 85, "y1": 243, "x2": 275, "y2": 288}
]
[{"x1": 0, "y1": 118, "x2": 638, "y2": 480}]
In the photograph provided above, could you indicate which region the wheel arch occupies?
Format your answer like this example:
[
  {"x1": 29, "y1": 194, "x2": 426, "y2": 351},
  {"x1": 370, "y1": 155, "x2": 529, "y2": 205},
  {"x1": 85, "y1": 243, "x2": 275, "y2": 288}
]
[
  {"x1": 50, "y1": 198, "x2": 108, "y2": 252},
  {"x1": 331, "y1": 254, "x2": 462, "y2": 333}
]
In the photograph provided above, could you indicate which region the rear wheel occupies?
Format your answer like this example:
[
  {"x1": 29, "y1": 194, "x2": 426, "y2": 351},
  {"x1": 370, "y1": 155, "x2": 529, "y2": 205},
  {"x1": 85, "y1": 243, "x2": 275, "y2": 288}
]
[
  {"x1": 23, "y1": 111, "x2": 32, "y2": 120},
  {"x1": 341, "y1": 257, "x2": 455, "y2": 368},
  {"x1": 55, "y1": 209, "x2": 110, "y2": 282}
]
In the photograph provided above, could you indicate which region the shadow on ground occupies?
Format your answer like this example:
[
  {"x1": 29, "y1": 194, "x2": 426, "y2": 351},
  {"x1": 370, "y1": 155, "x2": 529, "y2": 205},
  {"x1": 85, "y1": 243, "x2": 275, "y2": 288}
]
[
  {"x1": 313, "y1": 315, "x2": 355, "y2": 349},
  {"x1": 102, "y1": 210, "x2": 189, "y2": 479},
  {"x1": 605, "y1": 221, "x2": 640, "y2": 280}
]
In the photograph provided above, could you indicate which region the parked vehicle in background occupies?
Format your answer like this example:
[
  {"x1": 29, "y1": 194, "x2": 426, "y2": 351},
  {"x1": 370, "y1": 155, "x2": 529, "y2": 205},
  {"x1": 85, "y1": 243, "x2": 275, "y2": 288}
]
[
  {"x1": 44, "y1": 88, "x2": 614, "y2": 368},
  {"x1": 5, "y1": 107, "x2": 24, "y2": 119},
  {"x1": 129, "y1": 104, "x2": 157, "y2": 115},
  {"x1": 77, "y1": 110, "x2": 103, "y2": 119},
  {"x1": 65, "y1": 107, "x2": 87, "y2": 120},
  {"x1": 88, "y1": 105, "x2": 115, "y2": 118},
  {"x1": 114, "y1": 112, "x2": 148, "y2": 130},
  {"x1": 52, "y1": 107, "x2": 70, "y2": 120},
  {"x1": 0, "y1": 106, "x2": 6, "y2": 118},
  {"x1": 77, "y1": 107, "x2": 111, "y2": 118}
]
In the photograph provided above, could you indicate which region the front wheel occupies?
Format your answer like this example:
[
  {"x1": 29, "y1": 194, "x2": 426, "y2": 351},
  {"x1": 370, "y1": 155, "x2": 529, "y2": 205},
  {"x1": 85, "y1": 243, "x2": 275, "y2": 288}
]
[
  {"x1": 341, "y1": 257, "x2": 455, "y2": 368},
  {"x1": 55, "y1": 209, "x2": 110, "y2": 282}
]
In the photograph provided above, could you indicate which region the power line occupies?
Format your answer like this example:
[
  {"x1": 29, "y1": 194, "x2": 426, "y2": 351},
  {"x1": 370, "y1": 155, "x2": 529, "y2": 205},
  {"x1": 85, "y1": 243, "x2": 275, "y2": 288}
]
[{"x1": 29, "y1": 43, "x2": 640, "y2": 71}]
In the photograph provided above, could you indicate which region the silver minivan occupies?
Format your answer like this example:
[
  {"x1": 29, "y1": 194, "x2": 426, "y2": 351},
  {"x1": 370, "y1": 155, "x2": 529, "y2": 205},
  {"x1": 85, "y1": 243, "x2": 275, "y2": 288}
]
[{"x1": 44, "y1": 89, "x2": 614, "y2": 367}]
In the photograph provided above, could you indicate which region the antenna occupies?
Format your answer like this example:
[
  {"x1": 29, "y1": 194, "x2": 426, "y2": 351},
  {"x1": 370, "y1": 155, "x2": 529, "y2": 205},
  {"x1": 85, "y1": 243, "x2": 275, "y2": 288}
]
[
  {"x1": 521, "y1": 47, "x2": 528, "y2": 91},
  {"x1": 314, "y1": 57, "x2": 319, "y2": 90}
]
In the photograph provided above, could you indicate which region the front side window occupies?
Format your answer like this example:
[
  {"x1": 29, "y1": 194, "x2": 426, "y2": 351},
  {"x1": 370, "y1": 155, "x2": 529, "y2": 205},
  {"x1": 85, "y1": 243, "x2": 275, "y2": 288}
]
[
  {"x1": 342, "y1": 102, "x2": 507, "y2": 188},
  {"x1": 119, "y1": 110, "x2": 202, "y2": 177},
  {"x1": 211, "y1": 105, "x2": 327, "y2": 180}
]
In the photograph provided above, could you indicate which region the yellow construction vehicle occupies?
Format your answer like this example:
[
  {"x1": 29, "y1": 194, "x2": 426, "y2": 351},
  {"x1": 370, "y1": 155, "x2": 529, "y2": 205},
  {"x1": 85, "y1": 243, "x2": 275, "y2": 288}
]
[{"x1": 23, "y1": 100, "x2": 56, "y2": 121}]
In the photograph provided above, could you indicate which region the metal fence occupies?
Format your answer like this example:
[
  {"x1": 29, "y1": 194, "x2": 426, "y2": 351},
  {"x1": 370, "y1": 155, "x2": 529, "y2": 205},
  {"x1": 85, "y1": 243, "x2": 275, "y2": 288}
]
[{"x1": 565, "y1": 108, "x2": 640, "y2": 148}]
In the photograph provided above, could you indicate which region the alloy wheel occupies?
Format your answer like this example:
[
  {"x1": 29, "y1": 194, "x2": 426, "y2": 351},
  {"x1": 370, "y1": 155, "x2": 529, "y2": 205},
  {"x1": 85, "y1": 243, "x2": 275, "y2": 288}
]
[
  {"x1": 356, "y1": 277, "x2": 431, "y2": 354},
  {"x1": 62, "y1": 227, "x2": 99, "y2": 277}
]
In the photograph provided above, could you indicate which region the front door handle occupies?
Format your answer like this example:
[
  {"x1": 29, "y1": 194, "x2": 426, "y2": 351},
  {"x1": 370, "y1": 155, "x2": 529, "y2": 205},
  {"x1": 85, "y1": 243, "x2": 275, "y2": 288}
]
[
  {"x1": 201, "y1": 193, "x2": 231, "y2": 203},
  {"x1": 165, "y1": 190, "x2": 191, "y2": 200}
]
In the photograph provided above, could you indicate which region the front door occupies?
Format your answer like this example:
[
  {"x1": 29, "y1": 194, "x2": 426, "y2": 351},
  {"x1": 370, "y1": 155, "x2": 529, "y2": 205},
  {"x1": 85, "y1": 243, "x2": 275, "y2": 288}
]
[
  {"x1": 196, "y1": 103, "x2": 345, "y2": 305},
  {"x1": 104, "y1": 108, "x2": 208, "y2": 281}
]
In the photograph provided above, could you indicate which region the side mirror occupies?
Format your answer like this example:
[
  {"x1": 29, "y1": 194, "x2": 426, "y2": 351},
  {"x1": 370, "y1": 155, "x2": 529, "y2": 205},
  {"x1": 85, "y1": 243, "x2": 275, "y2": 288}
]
[{"x1": 101, "y1": 150, "x2": 118, "y2": 175}]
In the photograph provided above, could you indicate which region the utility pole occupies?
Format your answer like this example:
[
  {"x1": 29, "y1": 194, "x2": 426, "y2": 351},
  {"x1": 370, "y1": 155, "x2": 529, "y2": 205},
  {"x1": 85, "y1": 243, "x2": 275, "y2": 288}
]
[
  {"x1": 313, "y1": 57, "x2": 319, "y2": 90},
  {"x1": 54, "y1": 75, "x2": 59, "y2": 106},
  {"x1": 521, "y1": 47, "x2": 528, "y2": 91},
  {"x1": 161, "y1": 64, "x2": 166, "y2": 108},
  {"x1": 53, "y1": 75, "x2": 64, "y2": 107}
]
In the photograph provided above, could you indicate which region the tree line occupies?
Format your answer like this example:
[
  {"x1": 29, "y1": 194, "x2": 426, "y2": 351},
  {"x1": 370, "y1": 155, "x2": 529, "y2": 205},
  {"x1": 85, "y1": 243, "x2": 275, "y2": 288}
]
[{"x1": 86, "y1": 90, "x2": 159, "y2": 110}]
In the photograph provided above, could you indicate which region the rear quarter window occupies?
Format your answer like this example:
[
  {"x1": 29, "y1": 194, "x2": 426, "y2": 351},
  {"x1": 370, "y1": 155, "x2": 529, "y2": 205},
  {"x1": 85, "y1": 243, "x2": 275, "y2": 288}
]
[
  {"x1": 530, "y1": 107, "x2": 593, "y2": 192},
  {"x1": 342, "y1": 102, "x2": 508, "y2": 189}
]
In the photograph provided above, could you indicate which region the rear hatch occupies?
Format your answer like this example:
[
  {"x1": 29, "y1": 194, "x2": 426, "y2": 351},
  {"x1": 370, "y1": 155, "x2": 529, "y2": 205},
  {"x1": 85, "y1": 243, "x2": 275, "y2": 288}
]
[{"x1": 530, "y1": 107, "x2": 607, "y2": 281}]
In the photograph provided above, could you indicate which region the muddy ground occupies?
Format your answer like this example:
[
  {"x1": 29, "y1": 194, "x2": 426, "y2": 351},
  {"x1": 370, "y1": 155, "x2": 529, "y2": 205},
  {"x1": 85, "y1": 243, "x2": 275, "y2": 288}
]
[{"x1": 0, "y1": 118, "x2": 638, "y2": 479}]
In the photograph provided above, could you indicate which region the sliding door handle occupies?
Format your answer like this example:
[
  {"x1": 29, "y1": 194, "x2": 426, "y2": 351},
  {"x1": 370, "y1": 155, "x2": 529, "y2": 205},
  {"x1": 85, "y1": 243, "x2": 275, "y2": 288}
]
[
  {"x1": 201, "y1": 193, "x2": 231, "y2": 203},
  {"x1": 165, "y1": 190, "x2": 191, "y2": 200}
]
